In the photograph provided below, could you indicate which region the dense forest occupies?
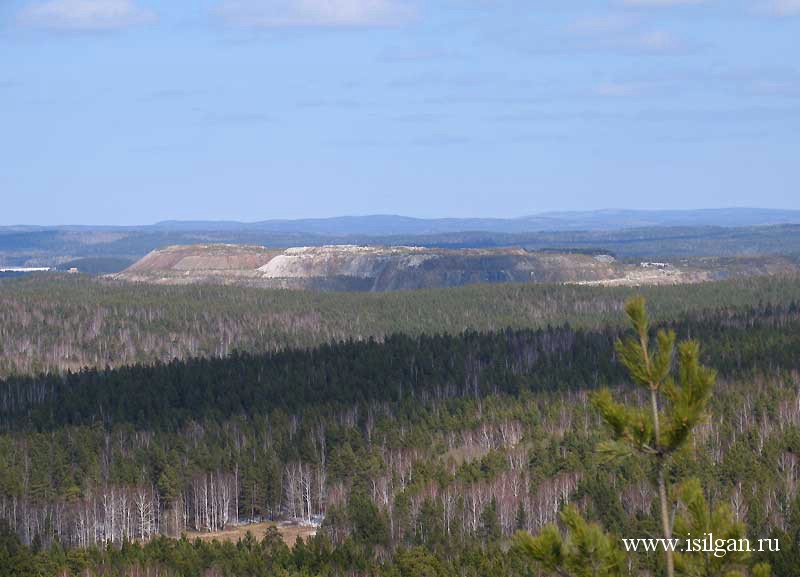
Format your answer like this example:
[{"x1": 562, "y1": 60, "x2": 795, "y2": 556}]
[
  {"x1": 3, "y1": 284, "x2": 800, "y2": 575},
  {"x1": 2, "y1": 274, "x2": 800, "y2": 376}
]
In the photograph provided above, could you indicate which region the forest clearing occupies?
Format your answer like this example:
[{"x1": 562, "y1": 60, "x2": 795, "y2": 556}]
[{"x1": 185, "y1": 522, "x2": 317, "y2": 545}]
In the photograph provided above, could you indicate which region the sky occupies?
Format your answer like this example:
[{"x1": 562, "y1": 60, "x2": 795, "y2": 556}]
[{"x1": 0, "y1": 0, "x2": 798, "y2": 225}]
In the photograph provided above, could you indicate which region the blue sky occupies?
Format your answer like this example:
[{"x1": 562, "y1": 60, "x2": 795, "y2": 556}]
[{"x1": 1, "y1": 0, "x2": 798, "y2": 225}]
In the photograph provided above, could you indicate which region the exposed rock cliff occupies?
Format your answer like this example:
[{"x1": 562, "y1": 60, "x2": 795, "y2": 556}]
[{"x1": 113, "y1": 244, "x2": 626, "y2": 291}]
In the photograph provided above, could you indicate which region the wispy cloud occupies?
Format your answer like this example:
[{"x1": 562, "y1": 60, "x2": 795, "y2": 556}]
[
  {"x1": 139, "y1": 88, "x2": 208, "y2": 103},
  {"x1": 592, "y1": 78, "x2": 675, "y2": 98},
  {"x1": 621, "y1": 0, "x2": 706, "y2": 6},
  {"x1": 216, "y1": 0, "x2": 414, "y2": 28},
  {"x1": 486, "y1": 106, "x2": 800, "y2": 127},
  {"x1": 570, "y1": 14, "x2": 636, "y2": 36},
  {"x1": 635, "y1": 30, "x2": 683, "y2": 51},
  {"x1": 593, "y1": 82, "x2": 643, "y2": 97},
  {"x1": 569, "y1": 14, "x2": 684, "y2": 54},
  {"x1": 19, "y1": 0, "x2": 155, "y2": 31},
  {"x1": 750, "y1": 79, "x2": 800, "y2": 97},
  {"x1": 379, "y1": 47, "x2": 461, "y2": 63},
  {"x1": 200, "y1": 111, "x2": 274, "y2": 126},
  {"x1": 411, "y1": 134, "x2": 470, "y2": 147},
  {"x1": 297, "y1": 97, "x2": 364, "y2": 108},
  {"x1": 388, "y1": 112, "x2": 446, "y2": 124},
  {"x1": 763, "y1": 0, "x2": 800, "y2": 16}
]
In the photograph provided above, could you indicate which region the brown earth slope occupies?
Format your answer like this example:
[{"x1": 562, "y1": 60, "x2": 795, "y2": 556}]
[{"x1": 117, "y1": 244, "x2": 282, "y2": 285}]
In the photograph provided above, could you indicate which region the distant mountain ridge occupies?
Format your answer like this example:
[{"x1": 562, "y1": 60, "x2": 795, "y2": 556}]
[
  {"x1": 4, "y1": 208, "x2": 800, "y2": 235},
  {"x1": 149, "y1": 208, "x2": 800, "y2": 236},
  {"x1": 2, "y1": 210, "x2": 800, "y2": 270}
]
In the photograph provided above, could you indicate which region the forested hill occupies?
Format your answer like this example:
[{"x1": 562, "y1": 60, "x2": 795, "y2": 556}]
[
  {"x1": 3, "y1": 297, "x2": 800, "y2": 575},
  {"x1": 3, "y1": 301, "x2": 799, "y2": 432},
  {"x1": 2, "y1": 274, "x2": 800, "y2": 377}
]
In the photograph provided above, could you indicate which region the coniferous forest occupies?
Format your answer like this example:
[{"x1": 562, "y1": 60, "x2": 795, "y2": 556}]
[
  {"x1": 3, "y1": 276, "x2": 800, "y2": 576},
  {"x1": 5, "y1": 0, "x2": 799, "y2": 572}
]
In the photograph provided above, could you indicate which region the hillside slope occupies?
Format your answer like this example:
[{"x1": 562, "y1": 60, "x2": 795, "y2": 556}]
[
  {"x1": 114, "y1": 243, "x2": 800, "y2": 291},
  {"x1": 3, "y1": 274, "x2": 800, "y2": 376},
  {"x1": 112, "y1": 244, "x2": 632, "y2": 291}
]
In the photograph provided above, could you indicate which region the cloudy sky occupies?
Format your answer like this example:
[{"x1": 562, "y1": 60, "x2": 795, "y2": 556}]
[{"x1": 1, "y1": 0, "x2": 798, "y2": 224}]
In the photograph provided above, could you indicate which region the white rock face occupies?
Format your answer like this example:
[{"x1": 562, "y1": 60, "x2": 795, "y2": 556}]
[
  {"x1": 258, "y1": 246, "x2": 437, "y2": 279},
  {"x1": 114, "y1": 243, "x2": 630, "y2": 291}
]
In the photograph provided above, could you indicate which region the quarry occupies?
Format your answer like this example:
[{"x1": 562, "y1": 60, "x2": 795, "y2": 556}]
[{"x1": 109, "y1": 243, "x2": 755, "y2": 291}]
